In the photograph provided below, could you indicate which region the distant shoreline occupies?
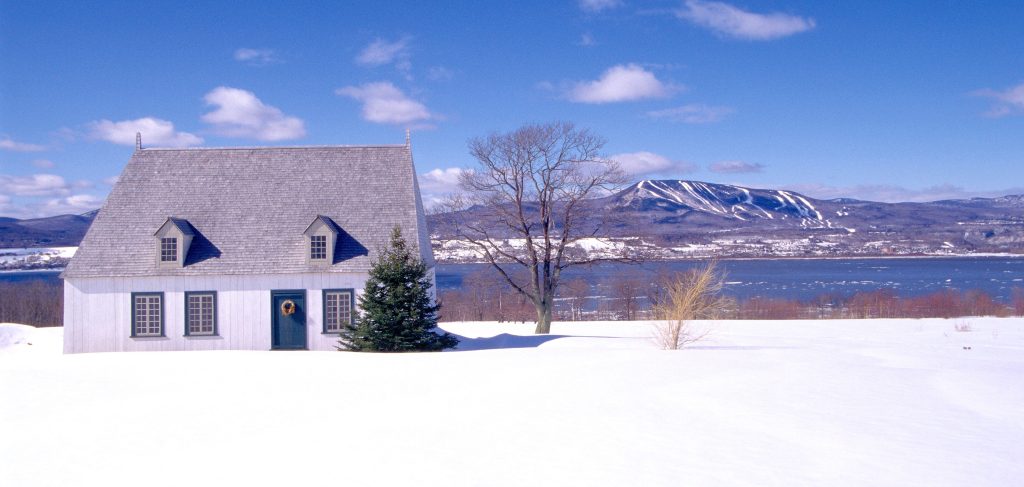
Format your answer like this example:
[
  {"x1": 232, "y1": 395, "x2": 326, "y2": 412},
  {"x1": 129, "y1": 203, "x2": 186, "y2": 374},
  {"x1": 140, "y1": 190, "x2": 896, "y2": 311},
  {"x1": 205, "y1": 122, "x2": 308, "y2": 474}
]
[
  {"x1": 1, "y1": 253, "x2": 1021, "y2": 274},
  {"x1": 0, "y1": 268, "x2": 64, "y2": 274},
  {"x1": 437, "y1": 253, "x2": 1024, "y2": 265}
]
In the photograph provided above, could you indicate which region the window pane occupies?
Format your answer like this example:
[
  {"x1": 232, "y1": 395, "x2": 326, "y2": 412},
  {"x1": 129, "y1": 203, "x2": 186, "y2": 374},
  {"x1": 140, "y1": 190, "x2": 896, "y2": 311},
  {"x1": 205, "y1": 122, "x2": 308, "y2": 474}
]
[
  {"x1": 134, "y1": 295, "x2": 162, "y2": 336},
  {"x1": 325, "y1": 291, "x2": 351, "y2": 332},
  {"x1": 187, "y1": 293, "x2": 216, "y2": 335},
  {"x1": 310, "y1": 235, "x2": 327, "y2": 260},
  {"x1": 161, "y1": 238, "x2": 177, "y2": 262}
]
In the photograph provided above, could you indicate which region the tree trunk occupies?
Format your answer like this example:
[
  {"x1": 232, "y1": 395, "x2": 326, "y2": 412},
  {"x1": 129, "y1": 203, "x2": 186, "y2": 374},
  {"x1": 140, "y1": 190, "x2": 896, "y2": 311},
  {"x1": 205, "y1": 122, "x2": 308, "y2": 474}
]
[{"x1": 534, "y1": 301, "x2": 553, "y2": 334}]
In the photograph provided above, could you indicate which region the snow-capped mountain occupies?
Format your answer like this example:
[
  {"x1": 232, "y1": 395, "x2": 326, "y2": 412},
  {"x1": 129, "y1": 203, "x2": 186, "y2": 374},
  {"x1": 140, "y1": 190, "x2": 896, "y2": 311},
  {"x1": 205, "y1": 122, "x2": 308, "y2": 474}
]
[
  {"x1": 609, "y1": 180, "x2": 830, "y2": 227},
  {"x1": 2, "y1": 183, "x2": 1022, "y2": 262},
  {"x1": 429, "y1": 179, "x2": 1024, "y2": 261}
]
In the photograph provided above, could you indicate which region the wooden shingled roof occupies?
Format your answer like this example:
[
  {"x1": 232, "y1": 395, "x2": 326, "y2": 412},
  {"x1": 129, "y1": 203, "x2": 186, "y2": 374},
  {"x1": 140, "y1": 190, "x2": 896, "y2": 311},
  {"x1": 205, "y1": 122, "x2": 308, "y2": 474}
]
[{"x1": 64, "y1": 145, "x2": 433, "y2": 277}]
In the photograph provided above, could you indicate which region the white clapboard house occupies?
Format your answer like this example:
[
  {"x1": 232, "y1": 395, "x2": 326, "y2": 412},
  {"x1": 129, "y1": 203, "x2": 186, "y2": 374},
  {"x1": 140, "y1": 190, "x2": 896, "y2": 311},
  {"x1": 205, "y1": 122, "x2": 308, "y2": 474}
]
[{"x1": 62, "y1": 135, "x2": 434, "y2": 353}]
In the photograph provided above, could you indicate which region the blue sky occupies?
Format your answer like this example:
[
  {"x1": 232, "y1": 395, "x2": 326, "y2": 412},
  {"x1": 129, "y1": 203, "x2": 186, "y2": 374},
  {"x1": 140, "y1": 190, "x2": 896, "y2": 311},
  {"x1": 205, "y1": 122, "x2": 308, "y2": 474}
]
[{"x1": 1, "y1": 0, "x2": 1023, "y2": 218}]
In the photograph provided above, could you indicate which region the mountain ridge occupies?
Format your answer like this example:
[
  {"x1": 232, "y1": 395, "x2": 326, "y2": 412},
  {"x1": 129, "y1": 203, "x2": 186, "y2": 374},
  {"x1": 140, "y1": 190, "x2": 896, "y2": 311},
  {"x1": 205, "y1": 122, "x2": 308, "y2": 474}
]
[
  {"x1": 2, "y1": 182, "x2": 1023, "y2": 262},
  {"x1": 0, "y1": 211, "x2": 96, "y2": 248},
  {"x1": 429, "y1": 179, "x2": 1024, "y2": 261}
]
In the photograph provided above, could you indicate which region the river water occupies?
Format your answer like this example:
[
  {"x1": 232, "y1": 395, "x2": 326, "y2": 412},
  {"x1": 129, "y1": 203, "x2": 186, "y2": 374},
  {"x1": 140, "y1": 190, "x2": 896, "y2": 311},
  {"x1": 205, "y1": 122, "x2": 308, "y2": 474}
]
[
  {"x1": 4, "y1": 257, "x2": 1022, "y2": 302},
  {"x1": 436, "y1": 257, "x2": 1024, "y2": 302}
]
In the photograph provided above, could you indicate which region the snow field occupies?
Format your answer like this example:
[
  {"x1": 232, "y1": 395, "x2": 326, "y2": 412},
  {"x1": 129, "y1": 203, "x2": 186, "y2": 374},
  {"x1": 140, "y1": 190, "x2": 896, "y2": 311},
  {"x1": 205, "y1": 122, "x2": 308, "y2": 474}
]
[{"x1": 1, "y1": 318, "x2": 1023, "y2": 486}]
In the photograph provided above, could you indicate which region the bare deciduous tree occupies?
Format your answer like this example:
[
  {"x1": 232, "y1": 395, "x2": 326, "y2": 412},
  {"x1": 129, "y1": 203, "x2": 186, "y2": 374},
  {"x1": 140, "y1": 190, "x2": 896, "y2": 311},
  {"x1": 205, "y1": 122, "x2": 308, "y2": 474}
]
[
  {"x1": 1013, "y1": 287, "x2": 1024, "y2": 317},
  {"x1": 0, "y1": 281, "x2": 63, "y2": 327},
  {"x1": 563, "y1": 278, "x2": 590, "y2": 321},
  {"x1": 612, "y1": 272, "x2": 645, "y2": 321},
  {"x1": 443, "y1": 121, "x2": 628, "y2": 333}
]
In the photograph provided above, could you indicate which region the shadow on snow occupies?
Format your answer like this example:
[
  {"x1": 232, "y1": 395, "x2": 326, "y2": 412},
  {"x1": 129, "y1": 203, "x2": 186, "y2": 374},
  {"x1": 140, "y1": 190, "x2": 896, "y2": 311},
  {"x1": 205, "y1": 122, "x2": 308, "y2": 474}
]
[{"x1": 449, "y1": 333, "x2": 623, "y2": 352}]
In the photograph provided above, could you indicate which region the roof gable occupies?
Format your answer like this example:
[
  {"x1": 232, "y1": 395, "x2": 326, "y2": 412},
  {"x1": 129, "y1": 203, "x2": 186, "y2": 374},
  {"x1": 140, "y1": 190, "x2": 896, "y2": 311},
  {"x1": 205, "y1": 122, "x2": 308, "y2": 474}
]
[
  {"x1": 154, "y1": 217, "x2": 195, "y2": 237},
  {"x1": 65, "y1": 145, "x2": 434, "y2": 278},
  {"x1": 303, "y1": 215, "x2": 340, "y2": 236}
]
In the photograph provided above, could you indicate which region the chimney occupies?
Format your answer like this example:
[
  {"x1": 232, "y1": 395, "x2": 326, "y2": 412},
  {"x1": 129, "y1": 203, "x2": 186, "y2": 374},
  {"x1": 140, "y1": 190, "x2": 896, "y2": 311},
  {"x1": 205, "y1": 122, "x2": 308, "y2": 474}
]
[
  {"x1": 135, "y1": 132, "x2": 142, "y2": 151},
  {"x1": 405, "y1": 128, "x2": 411, "y2": 147}
]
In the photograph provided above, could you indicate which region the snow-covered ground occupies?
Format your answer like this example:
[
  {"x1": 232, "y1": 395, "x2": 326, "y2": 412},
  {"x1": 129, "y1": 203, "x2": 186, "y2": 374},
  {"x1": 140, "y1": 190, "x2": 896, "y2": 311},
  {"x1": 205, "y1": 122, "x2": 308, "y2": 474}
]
[{"x1": 2, "y1": 318, "x2": 1022, "y2": 486}]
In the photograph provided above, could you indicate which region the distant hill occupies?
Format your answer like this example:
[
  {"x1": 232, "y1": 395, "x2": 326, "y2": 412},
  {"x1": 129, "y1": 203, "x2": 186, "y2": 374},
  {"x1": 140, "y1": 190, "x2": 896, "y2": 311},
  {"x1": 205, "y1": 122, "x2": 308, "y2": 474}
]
[
  {"x1": 428, "y1": 180, "x2": 1024, "y2": 261},
  {"x1": 4, "y1": 181, "x2": 1023, "y2": 260},
  {"x1": 0, "y1": 211, "x2": 96, "y2": 248}
]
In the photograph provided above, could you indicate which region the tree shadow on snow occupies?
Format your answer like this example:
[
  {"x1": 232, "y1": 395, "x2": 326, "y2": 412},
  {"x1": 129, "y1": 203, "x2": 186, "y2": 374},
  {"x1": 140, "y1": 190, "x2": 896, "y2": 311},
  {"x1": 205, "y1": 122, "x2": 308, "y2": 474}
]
[
  {"x1": 685, "y1": 345, "x2": 800, "y2": 351},
  {"x1": 450, "y1": 333, "x2": 622, "y2": 352}
]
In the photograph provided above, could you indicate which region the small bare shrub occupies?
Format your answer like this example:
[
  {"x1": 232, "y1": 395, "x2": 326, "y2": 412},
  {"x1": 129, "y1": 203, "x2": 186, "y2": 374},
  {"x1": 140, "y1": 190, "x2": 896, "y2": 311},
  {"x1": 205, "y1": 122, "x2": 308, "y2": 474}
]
[
  {"x1": 1011, "y1": 287, "x2": 1024, "y2": 317},
  {"x1": 954, "y1": 320, "x2": 973, "y2": 333},
  {"x1": 653, "y1": 262, "x2": 727, "y2": 350}
]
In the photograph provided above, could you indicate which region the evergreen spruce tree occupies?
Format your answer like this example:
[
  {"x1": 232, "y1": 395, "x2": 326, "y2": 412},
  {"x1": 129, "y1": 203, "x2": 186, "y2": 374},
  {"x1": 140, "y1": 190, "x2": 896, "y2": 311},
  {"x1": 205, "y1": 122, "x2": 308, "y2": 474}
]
[{"x1": 338, "y1": 226, "x2": 458, "y2": 352}]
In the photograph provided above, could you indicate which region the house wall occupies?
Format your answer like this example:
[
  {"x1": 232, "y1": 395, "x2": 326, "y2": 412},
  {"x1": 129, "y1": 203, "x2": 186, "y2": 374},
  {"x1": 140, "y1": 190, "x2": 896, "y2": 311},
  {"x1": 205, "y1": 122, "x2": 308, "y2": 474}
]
[{"x1": 63, "y1": 272, "x2": 369, "y2": 353}]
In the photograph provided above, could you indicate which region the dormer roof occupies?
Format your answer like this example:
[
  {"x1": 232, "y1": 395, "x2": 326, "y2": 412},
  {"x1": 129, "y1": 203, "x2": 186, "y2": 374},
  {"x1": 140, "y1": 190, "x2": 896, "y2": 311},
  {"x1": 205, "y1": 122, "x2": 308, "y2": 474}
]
[
  {"x1": 303, "y1": 215, "x2": 341, "y2": 235},
  {"x1": 154, "y1": 217, "x2": 196, "y2": 237}
]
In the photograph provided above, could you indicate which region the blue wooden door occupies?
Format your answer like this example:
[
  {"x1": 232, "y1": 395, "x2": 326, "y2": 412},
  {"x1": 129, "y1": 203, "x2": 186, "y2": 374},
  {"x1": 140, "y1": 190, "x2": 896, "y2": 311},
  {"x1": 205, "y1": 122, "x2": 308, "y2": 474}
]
[{"x1": 271, "y1": 291, "x2": 306, "y2": 349}]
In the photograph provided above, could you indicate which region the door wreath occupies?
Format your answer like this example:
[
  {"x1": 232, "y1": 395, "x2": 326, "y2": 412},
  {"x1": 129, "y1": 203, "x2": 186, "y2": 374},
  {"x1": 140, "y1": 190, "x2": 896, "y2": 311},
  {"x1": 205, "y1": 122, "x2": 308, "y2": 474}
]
[{"x1": 281, "y1": 299, "x2": 297, "y2": 316}]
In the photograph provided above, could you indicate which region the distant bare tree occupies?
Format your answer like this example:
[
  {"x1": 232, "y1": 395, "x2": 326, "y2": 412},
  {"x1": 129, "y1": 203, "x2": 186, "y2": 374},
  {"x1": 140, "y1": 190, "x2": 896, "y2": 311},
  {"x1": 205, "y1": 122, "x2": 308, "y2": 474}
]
[
  {"x1": 563, "y1": 278, "x2": 590, "y2": 321},
  {"x1": 1013, "y1": 287, "x2": 1024, "y2": 317},
  {"x1": 611, "y1": 273, "x2": 645, "y2": 320},
  {"x1": 847, "y1": 288, "x2": 899, "y2": 319},
  {"x1": 0, "y1": 281, "x2": 63, "y2": 327},
  {"x1": 961, "y1": 289, "x2": 1008, "y2": 317},
  {"x1": 645, "y1": 267, "x2": 676, "y2": 310},
  {"x1": 443, "y1": 121, "x2": 629, "y2": 333}
]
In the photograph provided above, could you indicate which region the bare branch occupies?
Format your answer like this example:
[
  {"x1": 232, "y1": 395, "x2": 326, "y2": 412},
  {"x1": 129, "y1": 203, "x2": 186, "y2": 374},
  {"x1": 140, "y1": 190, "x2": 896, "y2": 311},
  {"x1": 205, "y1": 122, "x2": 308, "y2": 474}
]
[{"x1": 449, "y1": 121, "x2": 629, "y2": 333}]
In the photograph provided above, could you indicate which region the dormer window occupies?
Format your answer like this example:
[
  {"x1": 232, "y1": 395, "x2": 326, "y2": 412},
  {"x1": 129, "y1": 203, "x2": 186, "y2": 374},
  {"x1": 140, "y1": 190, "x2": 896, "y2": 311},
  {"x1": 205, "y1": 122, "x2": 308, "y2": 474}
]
[
  {"x1": 303, "y1": 215, "x2": 340, "y2": 267},
  {"x1": 154, "y1": 217, "x2": 195, "y2": 268},
  {"x1": 310, "y1": 235, "x2": 327, "y2": 260},
  {"x1": 160, "y1": 237, "x2": 178, "y2": 262}
]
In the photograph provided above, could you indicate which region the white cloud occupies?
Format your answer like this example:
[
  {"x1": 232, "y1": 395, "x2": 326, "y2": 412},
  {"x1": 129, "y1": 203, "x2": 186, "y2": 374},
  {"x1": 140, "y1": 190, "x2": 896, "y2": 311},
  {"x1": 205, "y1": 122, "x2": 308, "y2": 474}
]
[
  {"x1": 579, "y1": 0, "x2": 623, "y2": 13},
  {"x1": 0, "y1": 137, "x2": 46, "y2": 152},
  {"x1": 32, "y1": 159, "x2": 55, "y2": 169},
  {"x1": 336, "y1": 82, "x2": 433, "y2": 125},
  {"x1": 418, "y1": 167, "x2": 470, "y2": 208},
  {"x1": 709, "y1": 160, "x2": 763, "y2": 173},
  {"x1": 41, "y1": 194, "x2": 104, "y2": 215},
  {"x1": 676, "y1": 0, "x2": 816, "y2": 40},
  {"x1": 0, "y1": 181, "x2": 106, "y2": 218},
  {"x1": 419, "y1": 168, "x2": 466, "y2": 193},
  {"x1": 234, "y1": 48, "x2": 279, "y2": 66},
  {"x1": 567, "y1": 64, "x2": 678, "y2": 104},
  {"x1": 578, "y1": 33, "x2": 597, "y2": 47},
  {"x1": 788, "y1": 183, "x2": 1024, "y2": 203},
  {"x1": 87, "y1": 117, "x2": 203, "y2": 147},
  {"x1": 973, "y1": 82, "x2": 1024, "y2": 117},
  {"x1": 201, "y1": 86, "x2": 306, "y2": 141},
  {"x1": 356, "y1": 37, "x2": 410, "y2": 66},
  {"x1": 0, "y1": 173, "x2": 70, "y2": 197},
  {"x1": 426, "y1": 66, "x2": 454, "y2": 82},
  {"x1": 647, "y1": 103, "x2": 734, "y2": 123},
  {"x1": 103, "y1": 175, "x2": 120, "y2": 186},
  {"x1": 610, "y1": 151, "x2": 697, "y2": 177}
]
